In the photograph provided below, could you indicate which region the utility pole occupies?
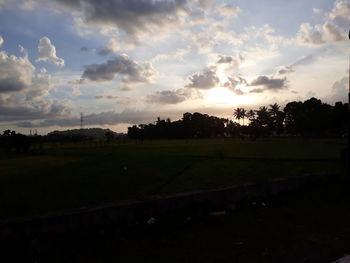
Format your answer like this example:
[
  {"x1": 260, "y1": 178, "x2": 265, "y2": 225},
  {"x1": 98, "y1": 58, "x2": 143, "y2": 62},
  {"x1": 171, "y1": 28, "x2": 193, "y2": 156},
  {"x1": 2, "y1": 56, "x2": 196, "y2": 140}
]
[{"x1": 80, "y1": 112, "x2": 84, "y2": 130}]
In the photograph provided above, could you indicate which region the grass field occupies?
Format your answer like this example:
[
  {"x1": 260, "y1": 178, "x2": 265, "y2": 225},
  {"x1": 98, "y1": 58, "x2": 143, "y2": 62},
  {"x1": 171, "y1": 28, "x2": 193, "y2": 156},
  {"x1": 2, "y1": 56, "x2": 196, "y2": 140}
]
[{"x1": 0, "y1": 138, "x2": 346, "y2": 219}]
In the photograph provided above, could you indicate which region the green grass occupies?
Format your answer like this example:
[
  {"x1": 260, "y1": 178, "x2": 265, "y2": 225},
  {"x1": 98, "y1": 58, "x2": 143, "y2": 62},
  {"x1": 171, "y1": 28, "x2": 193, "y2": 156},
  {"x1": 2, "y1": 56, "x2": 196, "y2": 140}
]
[{"x1": 0, "y1": 138, "x2": 346, "y2": 219}]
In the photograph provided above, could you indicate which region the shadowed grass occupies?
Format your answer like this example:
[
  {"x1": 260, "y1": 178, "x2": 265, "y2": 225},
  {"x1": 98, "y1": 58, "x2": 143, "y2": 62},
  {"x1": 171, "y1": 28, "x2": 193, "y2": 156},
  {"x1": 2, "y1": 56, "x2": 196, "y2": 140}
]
[{"x1": 0, "y1": 138, "x2": 346, "y2": 219}]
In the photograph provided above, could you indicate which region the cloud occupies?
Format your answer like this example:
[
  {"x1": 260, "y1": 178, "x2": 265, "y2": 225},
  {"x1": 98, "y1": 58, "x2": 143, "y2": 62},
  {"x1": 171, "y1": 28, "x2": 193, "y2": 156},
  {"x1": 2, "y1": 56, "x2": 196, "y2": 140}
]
[
  {"x1": 52, "y1": 0, "x2": 187, "y2": 41},
  {"x1": 95, "y1": 95, "x2": 120, "y2": 100},
  {"x1": 216, "y1": 54, "x2": 244, "y2": 71},
  {"x1": 0, "y1": 36, "x2": 3, "y2": 47},
  {"x1": 216, "y1": 4, "x2": 241, "y2": 18},
  {"x1": 329, "y1": 75, "x2": 348, "y2": 103},
  {"x1": 36, "y1": 37, "x2": 64, "y2": 66},
  {"x1": 278, "y1": 53, "x2": 318, "y2": 75},
  {"x1": 249, "y1": 75, "x2": 288, "y2": 92},
  {"x1": 217, "y1": 54, "x2": 243, "y2": 65},
  {"x1": 80, "y1": 46, "x2": 96, "y2": 52},
  {"x1": 98, "y1": 38, "x2": 121, "y2": 56},
  {"x1": 224, "y1": 76, "x2": 247, "y2": 95},
  {"x1": 0, "y1": 50, "x2": 35, "y2": 93},
  {"x1": 185, "y1": 66, "x2": 219, "y2": 89},
  {"x1": 146, "y1": 89, "x2": 190, "y2": 104},
  {"x1": 68, "y1": 78, "x2": 87, "y2": 85},
  {"x1": 0, "y1": 44, "x2": 70, "y2": 122},
  {"x1": 296, "y1": 1, "x2": 348, "y2": 46},
  {"x1": 151, "y1": 47, "x2": 190, "y2": 62},
  {"x1": 278, "y1": 66, "x2": 294, "y2": 75},
  {"x1": 19, "y1": 0, "x2": 37, "y2": 10},
  {"x1": 17, "y1": 109, "x2": 156, "y2": 127},
  {"x1": 82, "y1": 54, "x2": 156, "y2": 86},
  {"x1": 297, "y1": 23, "x2": 325, "y2": 46},
  {"x1": 0, "y1": 99, "x2": 70, "y2": 122},
  {"x1": 329, "y1": 0, "x2": 350, "y2": 24},
  {"x1": 323, "y1": 22, "x2": 343, "y2": 42},
  {"x1": 291, "y1": 54, "x2": 315, "y2": 67}
]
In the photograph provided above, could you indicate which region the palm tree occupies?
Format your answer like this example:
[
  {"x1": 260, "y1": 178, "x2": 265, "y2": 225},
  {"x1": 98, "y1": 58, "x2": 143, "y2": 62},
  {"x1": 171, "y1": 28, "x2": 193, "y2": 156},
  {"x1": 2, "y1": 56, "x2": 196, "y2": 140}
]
[
  {"x1": 269, "y1": 103, "x2": 280, "y2": 118},
  {"x1": 241, "y1": 108, "x2": 246, "y2": 126},
  {"x1": 246, "y1": 109, "x2": 255, "y2": 120},
  {"x1": 269, "y1": 103, "x2": 285, "y2": 135},
  {"x1": 255, "y1": 106, "x2": 270, "y2": 128},
  {"x1": 233, "y1": 108, "x2": 242, "y2": 124}
]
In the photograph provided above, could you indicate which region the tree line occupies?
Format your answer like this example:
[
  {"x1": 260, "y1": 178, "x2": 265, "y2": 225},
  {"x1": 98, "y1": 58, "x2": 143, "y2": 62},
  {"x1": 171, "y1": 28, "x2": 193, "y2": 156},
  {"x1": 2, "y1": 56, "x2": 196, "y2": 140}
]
[{"x1": 128, "y1": 97, "x2": 348, "y2": 140}]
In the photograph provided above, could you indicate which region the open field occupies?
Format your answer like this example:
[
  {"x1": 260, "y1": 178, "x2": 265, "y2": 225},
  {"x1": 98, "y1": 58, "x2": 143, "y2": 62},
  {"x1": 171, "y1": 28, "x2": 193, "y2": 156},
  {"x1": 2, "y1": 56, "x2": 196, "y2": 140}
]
[
  {"x1": 3, "y1": 179, "x2": 350, "y2": 263},
  {"x1": 0, "y1": 138, "x2": 346, "y2": 219}
]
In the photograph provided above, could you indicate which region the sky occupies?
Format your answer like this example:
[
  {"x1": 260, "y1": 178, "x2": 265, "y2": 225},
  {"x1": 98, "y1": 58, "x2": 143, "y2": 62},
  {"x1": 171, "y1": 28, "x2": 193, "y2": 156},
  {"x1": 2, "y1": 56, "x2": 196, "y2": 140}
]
[{"x1": 0, "y1": 0, "x2": 349, "y2": 134}]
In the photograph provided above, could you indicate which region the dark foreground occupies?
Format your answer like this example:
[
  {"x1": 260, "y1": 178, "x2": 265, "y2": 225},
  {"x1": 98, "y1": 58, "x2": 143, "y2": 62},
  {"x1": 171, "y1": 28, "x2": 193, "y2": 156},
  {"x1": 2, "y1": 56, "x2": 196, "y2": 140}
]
[{"x1": 3, "y1": 179, "x2": 350, "y2": 263}]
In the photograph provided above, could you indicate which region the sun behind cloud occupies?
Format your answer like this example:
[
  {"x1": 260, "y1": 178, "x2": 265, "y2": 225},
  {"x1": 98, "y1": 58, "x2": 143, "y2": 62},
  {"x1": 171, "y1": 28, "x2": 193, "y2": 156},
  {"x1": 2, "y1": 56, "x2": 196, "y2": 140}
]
[{"x1": 205, "y1": 87, "x2": 251, "y2": 106}]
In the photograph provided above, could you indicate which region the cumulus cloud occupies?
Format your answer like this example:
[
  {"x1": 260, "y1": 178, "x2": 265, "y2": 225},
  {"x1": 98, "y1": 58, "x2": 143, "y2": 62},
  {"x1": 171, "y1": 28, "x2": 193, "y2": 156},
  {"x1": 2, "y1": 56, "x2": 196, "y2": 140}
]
[
  {"x1": 0, "y1": 36, "x2": 3, "y2": 47},
  {"x1": 186, "y1": 66, "x2": 219, "y2": 89},
  {"x1": 329, "y1": 0, "x2": 350, "y2": 24},
  {"x1": 297, "y1": 23, "x2": 325, "y2": 45},
  {"x1": 82, "y1": 54, "x2": 155, "y2": 87},
  {"x1": 249, "y1": 75, "x2": 288, "y2": 92},
  {"x1": 146, "y1": 89, "x2": 190, "y2": 104},
  {"x1": 323, "y1": 22, "x2": 343, "y2": 42},
  {"x1": 0, "y1": 50, "x2": 35, "y2": 93},
  {"x1": 0, "y1": 44, "x2": 70, "y2": 122},
  {"x1": 297, "y1": 1, "x2": 348, "y2": 46},
  {"x1": 36, "y1": 37, "x2": 64, "y2": 66},
  {"x1": 329, "y1": 75, "x2": 348, "y2": 103}
]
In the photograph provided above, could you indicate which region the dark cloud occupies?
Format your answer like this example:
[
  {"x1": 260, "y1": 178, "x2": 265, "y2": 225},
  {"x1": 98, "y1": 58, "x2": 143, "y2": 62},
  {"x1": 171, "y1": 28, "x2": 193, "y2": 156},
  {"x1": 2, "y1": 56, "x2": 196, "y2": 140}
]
[
  {"x1": 0, "y1": 49, "x2": 50, "y2": 98},
  {"x1": 0, "y1": 51, "x2": 34, "y2": 93},
  {"x1": 98, "y1": 48, "x2": 111, "y2": 56},
  {"x1": 82, "y1": 54, "x2": 155, "y2": 85},
  {"x1": 217, "y1": 55, "x2": 234, "y2": 64},
  {"x1": 146, "y1": 89, "x2": 190, "y2": 104},
  {"x1": 224, "y1": 76, "x2": 247, "y2": 95},
  {"x1": 16, "y1": 110, "x2": 157, "y2": 128},
  {"x1": 186, "y1": 66, "x2": 219, "y2": 89},
  {"x1": 278, "y1": 66, "x2": 294, "y2": 75},
  {"x1": 68, "y1": 78, "x2": 87, "y2": 85},
  {"x1": 95, "y1": 95, "x2": 120, "y2": 100},
  {"x1": 0, "y1": 100, "x2": 70, "y2": 122},
  {"x1": 80, "y1": 46, "x2": 94, "y2": 52},
  {"x1": 52, "y1": 0, "x2": 187, "y2": 40},
  {"x1": 249, "y1": 75, "x2": 288, "y2": 92},
  {"x1": 249, "y1": 88, "x2": 264, "y2": 94}
]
